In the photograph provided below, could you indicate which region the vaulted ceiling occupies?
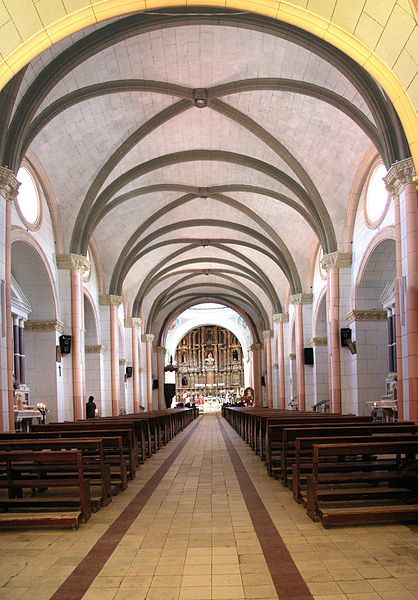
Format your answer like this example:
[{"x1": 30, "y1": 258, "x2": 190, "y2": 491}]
[{"x1": 0, "y1": 8, "x2": 409, "y2": 337}]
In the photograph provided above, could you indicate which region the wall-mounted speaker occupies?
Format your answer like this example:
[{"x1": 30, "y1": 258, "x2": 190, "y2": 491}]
[
  {"x1": 152, "y1": 379, "x2": 159, "y2": 390},
  {"x1": 261, "y1": 375, "x2": 266, "y2": 387},
  {"x1": 126, "y1": 366, "x2": 133, "y2": 378},
  {"x1": 304, "y1": 347, "x2": 314, "y2": 365},
  {"x1": 59, "y1": 335, "x2": 72, "y2": 354},
  {"x1": 341, "y1": 327, "x2": 357, "y2": 354}
]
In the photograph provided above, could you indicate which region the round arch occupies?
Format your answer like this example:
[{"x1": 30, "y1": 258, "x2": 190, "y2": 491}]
[{"x1": 0, "y1": 2, "x2": 416, "y2": 169}]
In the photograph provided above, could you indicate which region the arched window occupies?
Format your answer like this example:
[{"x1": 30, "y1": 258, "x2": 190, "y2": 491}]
[
  {"x1": 365, "y1": 163, "x2": 390, "y2": 228},
  {"x1": 16, "y1": 165, "x2": 41, "y2": 229}
]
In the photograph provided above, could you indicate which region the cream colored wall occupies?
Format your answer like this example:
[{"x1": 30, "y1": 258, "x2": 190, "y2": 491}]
[{"x1": 0, "y1": 0, "x2": 417, "y2": 166}]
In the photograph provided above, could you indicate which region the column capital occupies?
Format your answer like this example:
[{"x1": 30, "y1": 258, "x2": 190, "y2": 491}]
[
  {"x1": 345, "y1": 309, "x2": 387, "y2": 324},
  {"x1": 308, "y1": 337, "x2": 328, "y2": 347},
  {"x1": 320, "y1": 251, "x2": 352, "y2": 272},
  {"x1": 25, "y1": 319, "x2": 65, "y2": 332},
  {"x1": 273, "y1": 313, "x2": 289, "y2": 323},
  {"x1": 142, "y1": 333, "x2": 155, "y2": 343},
  {"x1": 262, "y1": 330, "x2": 273, "y2": 340},
  {"x1": 99, "y1": 294, "x2": 123, "y2": 306},
  {"x1": 124, "y1": 317, "x2": 142, "y2": 328},
  {"x1": 85, "y1": 344, "x2": 105, "y2": 354},
  {"x1": 289, "y1": 293, "x2": 313, "y2": 305},
  {"x1": 289, "y1": 353, "x2": 296, "y2": 360},
  {"x1": 57, "y1": 253, "x2": 90, "y2": 273},
  {"x1": 119, "y1": 358, "x2": 127, "y2": 366},
  {"x1": 384, "y1": 157, "x2": 416, "y2": 196},
  {"x1": 156, "y1": 345, "x2": 166, "y2": 354},
  {"x1": 250, "y1": 342, "x2": 262, "y2": 351},
  {"x1": 0, "y1": 166, "x2": 20, "y2": 201}
]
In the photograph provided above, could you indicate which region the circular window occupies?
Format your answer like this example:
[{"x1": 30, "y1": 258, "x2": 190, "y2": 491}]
[
  {"x1": 16, "y1": 166, "x2": 41, "y2": 229},
  {"x1": 365, "y1": 163, "x2": 390, "y2": 228}
]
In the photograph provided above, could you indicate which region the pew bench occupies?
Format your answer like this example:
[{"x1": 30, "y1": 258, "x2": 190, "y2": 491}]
[
  {"x1": 305, "y1": 440, "x2": 418, "y2": 527},
  {"x1": 0, "y1": 450, "x2": 91, "y2": 528}
]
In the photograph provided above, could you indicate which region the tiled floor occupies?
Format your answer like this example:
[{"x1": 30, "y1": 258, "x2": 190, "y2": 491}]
[{"x1": 0, "y1": 414, "x2": 417, "y2": 600}]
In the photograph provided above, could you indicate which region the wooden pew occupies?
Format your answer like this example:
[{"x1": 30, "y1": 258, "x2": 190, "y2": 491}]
[
  {"x1": 33, "y1": 424, "x2": 136, "y2": 480},
  {"x1": 0, "y1": 438, "x2": 112, "y2": 509},
  {"x1": 279, "y1": 423, "x2": 418, "y2": 483},
  {"x1": 292, "y1": 432, "x2": 418, "y2": 504},
  {"x1": 0, "y1": 450, "x2": 91, "y2": 528},
  {"x1": 305, "y1": 440, "x2": 418, "y2": 527}
]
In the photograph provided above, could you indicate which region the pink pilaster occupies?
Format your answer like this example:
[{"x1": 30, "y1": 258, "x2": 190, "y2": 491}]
[
  {"x1": 156, "y1": 346, "x2": 166, "y2": 410},
  {"x1": 329, "y1": 267, "x2": 342, "y2": 413},
  {"x1": 393, "y1": 194, "x2": 404, "y2": 419},
  {"x1": 0, "y1": 168, "x2": 19, "y2": 432},
  {"x1": 262, "y1": 330, "x2": 273, "y2": 408},
  {"x1": 110, "y1": 303, "x2": 120, "y2": 416},
  {"x1": 405, "y1": 181, "x2": 418, "y2": 422},
  {"x1": 71, "y1": 268, "x2": 84, "y2": 420},
  {"x1": 251, "y1": 342, "x2": 262, "y2": 406},
  {"x1": 295, "y1": 303, "x2": 305, "y2": 411},
  {"x1": 274, "y1": 314, "x2": 288, "y2": 409},
  {"x1": 145, "y1": 334, "x2": 154, "y2": 411},
  {"x1": 132, "y1": 323, "x2": 140, "y2": 413}
]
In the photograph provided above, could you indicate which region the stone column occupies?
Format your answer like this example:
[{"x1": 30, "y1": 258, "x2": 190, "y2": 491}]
[
  {"x1": 308, "y1": 337, "x2": 328, "y2": 407},
  {"x1": 262, "y1": 330, "x2": 273, "y2": 408},
  {"x1": 99, "y1": 294, "x2": 122, "y2": 416},
  {"x1": 0, "y1": 167, "x2": 20, "y2": 431},
  {"x1": 144, "y1": 334, "x2": 154, "y2": 411},
  {"x1": 250, "y1": 342, "x2": 262, "y2": 406},
  {"x1": 19, "y1": 319, "x2": 25, "y2": 384},
  {"x1": 156, "y1": 345, "x2": 166, "y2": 410},
  {"x1": 321, "y1": 252, "x2": 352, "y2": 414},
  {"x1": 385, "y1": 159, "x2": 417, "y2": 421},
  {"x1": 13, "y1": 316, "x2": 20, "y2": 383},
  {"x1": 289, "y1": 294, "x2": 313, "y2": 411},
  {"x1": 85, "y1": 344, "x2": 105, "y2": 416},
  {"x1": 57, "y1": 253, "x2": 90, "y2": 420},
  {"x1": 273, "y1": 313, "x2": 288, "y2": 409},
  {"x1": 125, "y1": 318, "x2": 141, "y2": 413}
]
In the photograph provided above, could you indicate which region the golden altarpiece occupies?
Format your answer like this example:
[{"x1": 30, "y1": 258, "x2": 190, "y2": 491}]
[{"x1": 175, "y1": 326, "x2": 244, "y2": 398}]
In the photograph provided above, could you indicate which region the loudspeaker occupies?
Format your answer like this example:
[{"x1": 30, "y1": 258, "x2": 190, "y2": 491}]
[
  {"x1": 341, "y1": 327, "x2": 357, "y2": 354},
  {"x1": 152, "y1": 379, "x2": 159, "y2": 390},
  {"x1": 126, "y1": 366, "x2": 133, "y2": 378},
  {"x1": 304, "y1": 347, "x2": 314, "y2": 365},
  {"x1": 59, "y1": 335, "x2": 72, "y2": 354},
  {"x1": 261, "y1": 375, "x2": 266, "y2": 387}
]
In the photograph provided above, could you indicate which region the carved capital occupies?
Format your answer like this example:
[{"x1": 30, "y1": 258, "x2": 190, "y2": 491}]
[
  {"x1": 273, "y1": 312, "x2": 289, "y2": 323},
  {"x1": 156, "y1": 346, "x2": 166, "y2": 354},
  {"x1": 25, "y1": 319, "x2": 65, "y2": 332},
  {"x1": 384, "y1": 158, "x2": 416, "y2": 196},
  {"x1": 262, "y1": 330, "x2": 273, "y2": 340},
  {"x1": 345, "y1": 309, "x2": 387, "y2": 324},
  {"x1": 119, "y1": 358, "x2": 127, "y2": 366},
  {"x1": 143, "y1": 334, "x2": 154, "y2": 344},
  {"x1": 289, "y1": 293, "x2": 313, "y2": 305},
  {"x1": 250, "y1": 342, "x2": 262, "y2": 351},
  {"x1": 85, "y1": 344, "x2": 105, "y2": 354},
  {"x1": 124, "y1": 317, "x2": 142, "y2": 328},
  {"x1": 289, "y1": 353, "x2": 296, "y2": 360},
  {"x1": 99, "y1": 294, "x2": 123, "y2": 306},
  {"x1": 0, "y1": 166, "x2": 20, "y2": 201},
  {"x1": 308, "y1": 337, "x2": 328, "y2": 347},
  {"x1": 320, "y1": 251, "x2": 352, "y2": 272},
  {"x1": 57, "y1": 253, "x2": 90, "y2": 273}
]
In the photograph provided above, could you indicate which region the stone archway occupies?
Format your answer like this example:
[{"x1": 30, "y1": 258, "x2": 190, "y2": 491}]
[
  {"x1": 353, "y1": 236, "x2": 396, "y2": 415},
  {"x1": 11, "y1": 239, "x2": 60, "y2": 421}
]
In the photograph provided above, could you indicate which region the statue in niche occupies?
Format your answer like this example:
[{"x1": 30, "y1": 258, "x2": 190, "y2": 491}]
[
  {"x1": 181, "y1": 376, "x2": 188, "y2": 387},
  {"x1": 205, "y1": 350, "x2": 215, "y2": 365},
  {"x1": 181, "y1": 353, "x2": 187, "y2": 363},
  {"x1": 206, "y1": 329, "x2": 213, "y2": 342},
  {"x1": 232, "y1": 349, "x2": 239, "y2": 361}
]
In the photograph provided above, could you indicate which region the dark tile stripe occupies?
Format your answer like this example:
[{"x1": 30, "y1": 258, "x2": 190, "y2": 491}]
[
  {"x1": 51, "y1": 417, "x2": 201, "y2": 600},
  {"x1": 218, "y1": 416, "x2": 313, "y2": 600}
]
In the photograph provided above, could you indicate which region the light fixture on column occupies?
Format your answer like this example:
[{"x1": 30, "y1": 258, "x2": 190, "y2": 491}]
[{"x1": 164, "y1": 355, "x2": 178, "y2": 373}]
